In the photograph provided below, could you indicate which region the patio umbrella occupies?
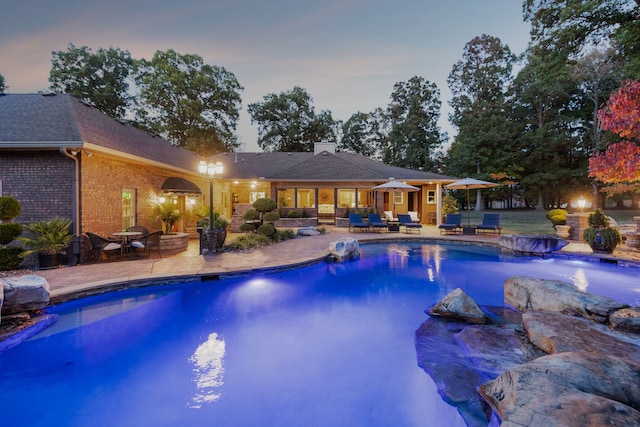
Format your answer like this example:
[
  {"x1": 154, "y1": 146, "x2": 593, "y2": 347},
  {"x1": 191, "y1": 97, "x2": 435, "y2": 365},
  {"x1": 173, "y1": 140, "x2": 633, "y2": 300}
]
[
  {"x1": 372, "y1": 180, "x2": 419, "y2": 217},
  {"x1": 446, "y1": 178, "x2": 499, "y2": 226}
]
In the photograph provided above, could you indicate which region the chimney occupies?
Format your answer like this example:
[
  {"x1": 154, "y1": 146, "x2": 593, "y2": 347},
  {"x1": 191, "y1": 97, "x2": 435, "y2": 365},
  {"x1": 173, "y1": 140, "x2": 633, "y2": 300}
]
[{"x1": 314, "y1": 141, "x2": 336, "y2": 155}]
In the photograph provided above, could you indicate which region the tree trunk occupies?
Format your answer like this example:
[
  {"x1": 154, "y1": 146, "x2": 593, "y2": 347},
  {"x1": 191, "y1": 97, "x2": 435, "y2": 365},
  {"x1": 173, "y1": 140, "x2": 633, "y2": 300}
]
[
  {"x1": 474, "y1": 188, "x2": 484, "y2": 211},
  {"x1": 535, "y1": 190, "x2": 545, "y2": 210}
]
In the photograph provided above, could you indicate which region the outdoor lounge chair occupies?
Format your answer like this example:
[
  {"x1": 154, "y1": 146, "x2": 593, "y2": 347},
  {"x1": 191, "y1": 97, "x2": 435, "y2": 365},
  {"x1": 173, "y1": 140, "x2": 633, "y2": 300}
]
[
  {"x1": 398, "y1": 214, "x2": 422, "y2": 233},
  {"x1": 438, "y1": 214, "x2": 462, "y2": 234},
  {"x1": 131, "y1": 230, "x2": 163, "y2": 258},
  {"x1": 475, "y1": 213, "x2": 502, "y2": 235},
  {"x1": 86, "y1": 232, "x2": 122, "y2": 262},
  {"x1": 349, "y1": 214, "x2": 370, "y2": 232},
  {"x1": 368, "y1": 213, "x2": 389, "y2": 232}
]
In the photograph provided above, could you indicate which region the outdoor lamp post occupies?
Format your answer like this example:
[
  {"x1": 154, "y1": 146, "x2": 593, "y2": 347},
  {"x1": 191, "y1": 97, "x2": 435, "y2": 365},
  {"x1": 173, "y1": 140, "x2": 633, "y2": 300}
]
[
  {"x1": 199, "y1": 160, "x2": 224, "y2": 253},
  {"x1": 578, "y1": 195, "x2": 586, "y2": 212}
]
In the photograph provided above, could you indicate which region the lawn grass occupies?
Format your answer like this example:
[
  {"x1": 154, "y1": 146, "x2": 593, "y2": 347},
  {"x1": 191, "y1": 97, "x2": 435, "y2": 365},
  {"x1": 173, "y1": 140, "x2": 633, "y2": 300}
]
[{"x1": 458, "y1": 209, "x2": 640, "y2": 235}]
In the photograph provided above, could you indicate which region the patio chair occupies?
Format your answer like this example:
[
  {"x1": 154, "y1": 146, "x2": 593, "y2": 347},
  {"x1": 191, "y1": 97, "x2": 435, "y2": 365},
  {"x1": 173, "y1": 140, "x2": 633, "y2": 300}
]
[
  {"x1": 475, "y1": 213, "x2": 502, "y2": 235},
  {"x1": 398, "y1": 214, "x2": 422, "y2": 234},
  {"x1": 127, "y1": 225, "x2": 150, "y2": 235},
  {"x1": 86, "y1": 232, "x2": 122, "y2": 262},
  {"x1": 408, "y1": 211, "x2": 420, "y2": 223},
  {"x1": 368, "y1": 213, "x2": 389, "y2": 232},
  {"x1": 349, "y1": 214, "x2": 370, "y2": 232},
  {"x1": 383, "y1": 210, "x2": 397, "y2": 222},
  {"x1": 438, "y1": 214, "x2": 462, "y2": 234},
  {"x1": 132, "y1": 230, "x2": 163, "y2": 258}
]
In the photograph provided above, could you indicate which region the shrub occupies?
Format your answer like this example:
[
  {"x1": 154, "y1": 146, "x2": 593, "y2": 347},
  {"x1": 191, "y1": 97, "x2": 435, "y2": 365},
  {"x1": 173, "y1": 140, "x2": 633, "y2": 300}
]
[
  {"x1": 287, "y1": 209, "x2": 301, "y2": 218},
  {"x1": 0, "y1": 247, "x2": 22, "y2": 270},
  {"x1": 0, "y1": 223, "x2": 23, "y2": 246},
  {"x1": 226, "y1": 234, "x2": 271, "y2": 250},
  {"x1": 0, "y1": 196, "x2": 21, "y2": 221},
  {"x1": 253, "y1": 198, "x2": 277, "y2": 213},
  {"x1": 264, "y1": 211, "x2": 280, "y2": 223},
  {"x1": 243, "y1": 209, "x2": 260, "y2": 222},
  {"x1": 442, "y1": 195, "x2": 459, "y2": 216},
  {"x1": 587, "y1": 209, "x2": 609, "y2": 228},
  {"x1": 301, "y1": 208, "x2": 309, "y2": 218},
  {"x1": 258, "y1": 223, "x2": 276, "y2": 237},
  {"x1": 239, "y1": 223, "x2": 258, "y2": 233},
  {"x1": 273, "y1": 229, "x2": 296, "y2": 242},
  {"x1": 546, "y1": 209, "x2": 568, "y2": 229}
]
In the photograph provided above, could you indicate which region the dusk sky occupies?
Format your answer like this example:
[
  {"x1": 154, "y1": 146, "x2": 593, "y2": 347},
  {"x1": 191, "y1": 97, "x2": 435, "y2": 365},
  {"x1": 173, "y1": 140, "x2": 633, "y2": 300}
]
[{"x1": 1, "y1": 1, "x2": 531, "y2": 152}]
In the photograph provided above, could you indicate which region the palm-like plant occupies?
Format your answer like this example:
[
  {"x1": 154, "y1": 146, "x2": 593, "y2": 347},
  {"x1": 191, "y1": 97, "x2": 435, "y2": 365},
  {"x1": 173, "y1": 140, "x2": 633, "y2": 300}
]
[{"x1": 19, "y1": 218, "x2": 74, "y2": 256}]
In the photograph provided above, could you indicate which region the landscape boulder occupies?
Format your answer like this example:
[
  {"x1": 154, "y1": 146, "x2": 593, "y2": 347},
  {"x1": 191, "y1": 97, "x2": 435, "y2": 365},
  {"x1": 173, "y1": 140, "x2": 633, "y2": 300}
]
[
  {"x1": 610, "y1": 307, "x2": 640, "y2": 334},
  {"x1": 479, "y1": 352, "x2": 640, "y2": 427},
  {"x1": 296, "y1": 226, "x2": 320, "y2": 237},
  {"x1": 499, "y1": 233, "x2": 569, "y2": 254},
  {"x1": 427, "y1": 288, "x2": 487, "y2": 324},
  {"x1": 329, "y1": 238, "x2": 360, "y2": 262},
  {"x1": 0, "y1": 275, "x2": 51, "y2": 316},
  {"x1": 505, "y1": 275, "x2": 624, "y2": 322}
]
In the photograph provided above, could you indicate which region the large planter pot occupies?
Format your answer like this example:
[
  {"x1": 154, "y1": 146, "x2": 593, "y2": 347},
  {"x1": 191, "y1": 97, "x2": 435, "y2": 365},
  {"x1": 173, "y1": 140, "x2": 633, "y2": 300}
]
[
  {"x1": 38, "y1": 253, "x2": 60, "y2": 270},
  {"x1": 215, "y1": 228, "x2": 227, "y2": 250},
  {"x1": 583, "y1": 227, "x2": 621, "y2": 254},
  {"x1": 555, "y1": 225, "x2": 571, "y2": 239}
]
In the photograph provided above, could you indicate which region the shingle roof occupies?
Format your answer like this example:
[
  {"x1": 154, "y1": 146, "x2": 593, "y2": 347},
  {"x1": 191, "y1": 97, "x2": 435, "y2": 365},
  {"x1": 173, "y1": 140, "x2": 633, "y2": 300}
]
[
  {"x1": 0, "y1": 93, "x2": 201, "y2": 173},
  {"x1": 1, "y1": 93, "x2": 457, "y2": 183},
  {"x1": 211, "y1": 150, "x2": 457, "y2": 182}
]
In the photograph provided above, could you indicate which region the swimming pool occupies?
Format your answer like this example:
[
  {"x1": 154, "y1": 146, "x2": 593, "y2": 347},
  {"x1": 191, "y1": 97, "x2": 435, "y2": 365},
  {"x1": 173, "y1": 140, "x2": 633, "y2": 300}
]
[{"x1": 1, "y1": 242, "x2": 639, "y2": 426}]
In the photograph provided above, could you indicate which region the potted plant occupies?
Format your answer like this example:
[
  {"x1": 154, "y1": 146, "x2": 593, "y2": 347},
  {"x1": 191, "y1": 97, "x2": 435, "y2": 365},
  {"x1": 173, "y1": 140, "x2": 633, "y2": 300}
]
[
  {"x1": 582, "y1": 209, "x2": 621, "y2": 254},
  {"x1": 546, "y1": 209, "x2": 570, "y2": 237},
  {"x1": 154, "y1": 202, "x2": 183, "y2": 234},
  {"x1": 197, "y1": 211, "x2": 230, "y2": 250},
  {"x1": 19, "y1": 217, "x2": 74, "y2": 269}
]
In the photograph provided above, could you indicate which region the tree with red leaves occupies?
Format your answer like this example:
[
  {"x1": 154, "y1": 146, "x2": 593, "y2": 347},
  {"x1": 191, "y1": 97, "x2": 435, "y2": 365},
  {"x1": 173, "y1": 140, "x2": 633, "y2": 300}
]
[{"x1": 589, "y1": 80, "x2": 640, "y2": 193}]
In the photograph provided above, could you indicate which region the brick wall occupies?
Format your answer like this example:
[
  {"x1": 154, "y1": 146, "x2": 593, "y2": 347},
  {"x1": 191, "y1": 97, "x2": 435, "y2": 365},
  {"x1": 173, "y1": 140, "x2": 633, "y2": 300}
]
[{"x1": 0, "y1": 150, "x2": 75, "y2": 224}]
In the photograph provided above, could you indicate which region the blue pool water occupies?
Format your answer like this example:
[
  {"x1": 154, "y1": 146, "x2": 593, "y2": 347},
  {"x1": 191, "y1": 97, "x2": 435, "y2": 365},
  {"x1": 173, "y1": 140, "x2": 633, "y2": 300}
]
[{"x1": 1, "y1": 242, "x2": 639, "y2": 427}]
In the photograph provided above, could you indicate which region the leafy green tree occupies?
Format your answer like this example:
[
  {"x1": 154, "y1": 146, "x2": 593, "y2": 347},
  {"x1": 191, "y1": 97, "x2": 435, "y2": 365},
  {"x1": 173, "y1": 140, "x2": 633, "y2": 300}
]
[
  {"x1": 445, "y1": 35, "x2": 517, "y2": 210},
  {"x1": 248, "y1": 86, "x2": 338, "y2": 152},
  {"x1": 134, "y1": 49, "x2": 243, "y2": 155},
  {"x1": 49, "y1": 43, "x2": 133, "y2": 118},
  {"x1": 524, "y1": 0, "x2": 640, "y2": 79},
  {"x1": 572, "y1": 48, "x2": 622, "y2": 208},
  {"x1": 510, "y1": 46, "x2": 590, "y2": 209},
  {"x1": 0, "y1": 73, "x2": 6, "y2": 93},
  {"x1": 338, "y1": 110, "x2": 385, "y2": 159},
  {"x1": 382, "y1": 76, "x2": 445, "y2": 171}
]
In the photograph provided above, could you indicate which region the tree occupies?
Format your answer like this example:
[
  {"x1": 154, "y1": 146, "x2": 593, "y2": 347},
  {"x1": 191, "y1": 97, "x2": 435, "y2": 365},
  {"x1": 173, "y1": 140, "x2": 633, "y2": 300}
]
[
  {"x1": 511, "y1": 46, "x2": 590, "y2": 209},
  {"x1": 49, "y1": 43, "x2": 133, "y2": 118},
  {"x1": 589, "y1": 80, "x2": 640, "y2": 192},
  {"x1": 134, "y1": 49, "x2": 243, "y2": 156},
  {"x1": 338, "y1": 110, "x2": 385, "y2": 159},
  {"x1": 446, "y1": 35, "x2": 517, "y2": 210},
  {"x1": 248, "y1": 86, "x2": 338, "y2": 152},
  {"x1": 382, "y1": 76, "x2": 445, "y2": 171},
  {"x1": 523, "y1": 0, "x2": 640, "y2": 79},
  {"x1": 0, "y1": 73, "x2": 6, "y2": 93}
]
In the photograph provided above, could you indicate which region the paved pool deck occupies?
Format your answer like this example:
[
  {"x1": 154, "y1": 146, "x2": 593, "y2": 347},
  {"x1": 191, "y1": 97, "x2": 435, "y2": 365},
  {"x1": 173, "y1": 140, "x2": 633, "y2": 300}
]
[{"x1": 28, "y1": 225, "x2": 640, "y2": 304}]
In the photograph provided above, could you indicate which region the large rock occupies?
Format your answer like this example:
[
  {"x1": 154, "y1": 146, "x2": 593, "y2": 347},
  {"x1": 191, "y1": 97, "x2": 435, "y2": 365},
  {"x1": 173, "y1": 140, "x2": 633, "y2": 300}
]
[
  {"x1": 499, "y1": 233, "x2": 569, "y2": 254},
  {"x1": 428, "y1": 288, "x2": 487, "y2": 324},
  {"x1": 296, "y1": 226, "x2": 320, "y2": 236},
  {"x1": 505, "y1": 276, "x2": 625, "y2": 322},
  {"x1": 329, "y1": 238, "x2": 360, "y2": 262},
  {"x1": 479, "y1": 352, "x2": 640, "y2": 427},
  {"x1": 610, "y1": 307, "x2": 640, "y2": 334},
  {"x1": 0, "y1": 275, "x2": 51, "y2": 316},
  {"x1": 522, "y1": 310, "x2": 640, "y2": 362}
]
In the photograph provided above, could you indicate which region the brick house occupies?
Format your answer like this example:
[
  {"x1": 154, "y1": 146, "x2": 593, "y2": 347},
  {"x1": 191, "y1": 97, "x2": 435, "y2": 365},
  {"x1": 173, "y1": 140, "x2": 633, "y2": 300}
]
[{"x1": 1, "y1": 93, "x2": 457, "y2": 262}]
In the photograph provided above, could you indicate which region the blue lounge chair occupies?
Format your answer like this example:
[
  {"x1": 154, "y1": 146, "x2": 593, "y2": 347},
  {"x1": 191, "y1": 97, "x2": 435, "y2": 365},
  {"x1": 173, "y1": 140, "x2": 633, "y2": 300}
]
[
  {"x1": 475, "y1": 213, "x2": 502, "y2": 235},
  {"x1": 398, "y1": 214, "x2": 422, "y2": 234},
  {"x1": 367, "y1": 213, "x2": 389, "y2": 232},
  {"x1": 439, "y1": 214, "x2": 462, "y2": 234},
  {"x1": 349, "y1": 214, "x2": 370, "y2": 232}
]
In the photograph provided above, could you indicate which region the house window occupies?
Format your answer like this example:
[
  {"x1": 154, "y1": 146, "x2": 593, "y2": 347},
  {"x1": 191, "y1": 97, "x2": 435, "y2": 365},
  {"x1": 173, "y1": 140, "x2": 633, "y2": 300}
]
[
  {"x1": 122, "y1": 188, "x2": 136, "y2": 229},
  {"x1": 337, "y1": 189, "x2": 356, "y2": 208},
  {"x1": 427, "y1": 190, "x2": 436, "y2": 204},
  {"x1": 297, "y1": 189, "x2": 315, "y2": 208},
  {"x1": 250, "y1": 191, "x2": 266, "y2": 204},
  {"x1": 277, "y1": 188, "x2": 295, "y2": 208},
  {"x1": 393, "y1": 191, "x2": 403, "y2": 205},
  {"x1": 357, "y1": 189, "x2": 369, "y2": 208}
]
